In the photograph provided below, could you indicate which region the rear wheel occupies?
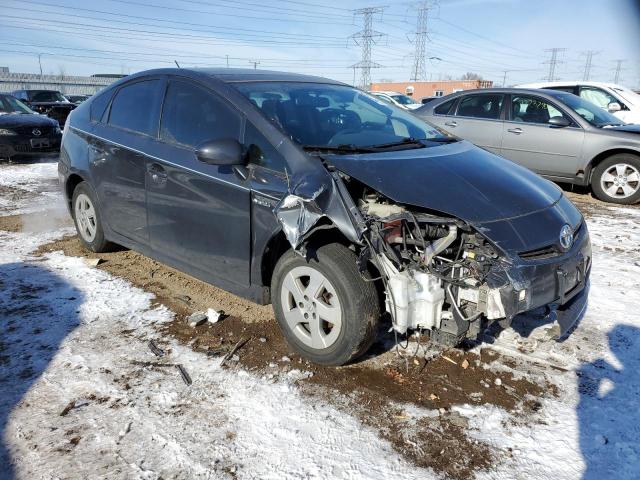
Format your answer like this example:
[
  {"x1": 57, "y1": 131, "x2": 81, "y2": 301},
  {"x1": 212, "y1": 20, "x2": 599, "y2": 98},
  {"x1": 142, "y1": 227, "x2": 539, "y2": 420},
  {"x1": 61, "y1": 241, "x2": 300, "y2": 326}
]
[
  {"x1": 271, "y1": 243, "x2": 380, "y2": 366},
  {"x1": 592, "y1": 154, "x2": 640, "y2": 204},
  {"x1": 71, "y1": 181, "x2": 114, "y2": 253}
]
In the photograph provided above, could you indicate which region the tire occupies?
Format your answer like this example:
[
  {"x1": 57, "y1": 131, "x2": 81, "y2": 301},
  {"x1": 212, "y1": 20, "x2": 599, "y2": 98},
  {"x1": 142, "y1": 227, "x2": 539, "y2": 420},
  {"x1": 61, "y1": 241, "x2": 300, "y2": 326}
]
[
  {"x1": 591, "y1": 153, "x2": 640, "y2": 205},
  {"x1": 271, "y1": 243, "x2": 380, "y2": 366},
  {"x1": 71, "y1": 181, "x2": 115, "y2": 253}
]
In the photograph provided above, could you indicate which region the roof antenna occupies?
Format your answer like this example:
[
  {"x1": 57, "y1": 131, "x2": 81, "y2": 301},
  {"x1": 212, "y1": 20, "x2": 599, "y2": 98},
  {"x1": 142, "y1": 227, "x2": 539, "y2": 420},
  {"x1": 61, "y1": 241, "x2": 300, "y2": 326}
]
[{"x1": 174, "y1": 60, "x2": 181, "y2": 68}]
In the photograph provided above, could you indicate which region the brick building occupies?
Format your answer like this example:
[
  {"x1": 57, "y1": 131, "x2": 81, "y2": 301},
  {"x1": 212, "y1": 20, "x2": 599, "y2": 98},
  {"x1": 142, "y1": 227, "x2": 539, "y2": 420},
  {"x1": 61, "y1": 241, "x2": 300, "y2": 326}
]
[{"x1": 370, "y1": 79, "x2": 493, "y2": 100}]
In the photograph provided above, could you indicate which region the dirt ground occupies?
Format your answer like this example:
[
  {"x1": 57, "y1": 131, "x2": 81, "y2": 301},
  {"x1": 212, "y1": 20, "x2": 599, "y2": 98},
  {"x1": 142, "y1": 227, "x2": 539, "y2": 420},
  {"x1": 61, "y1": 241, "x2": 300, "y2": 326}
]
[{"x1": 1, "y1": 176, "x2": 630, "y2": 479}]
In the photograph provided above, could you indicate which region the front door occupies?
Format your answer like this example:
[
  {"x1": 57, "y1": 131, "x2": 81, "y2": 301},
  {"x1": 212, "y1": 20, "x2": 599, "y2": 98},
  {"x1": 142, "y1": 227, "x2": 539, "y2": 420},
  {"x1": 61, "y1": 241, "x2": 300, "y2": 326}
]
[
  {"x1": 90, "y1": 78, "x2": 164, "y2": 244},
  {"x1": 145, "y1": 78, "x2": 251, "y2": 287},
  {"x1": 501, "y1": 94, "x2": 585, "y2": 177}
]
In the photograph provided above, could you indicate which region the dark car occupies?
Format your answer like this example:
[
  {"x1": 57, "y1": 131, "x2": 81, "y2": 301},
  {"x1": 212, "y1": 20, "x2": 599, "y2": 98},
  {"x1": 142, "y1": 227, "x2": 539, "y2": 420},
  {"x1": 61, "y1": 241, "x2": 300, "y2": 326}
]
[
  {"x1": 0, "y1": 94, "x2": 62, "y2": 160},
  {"x1": 66, "y1": 94, "x2": 91, "y2": 105},
  {"x1": 59, "y1": 68, "x2": 591, "y2": 366},
  {"x1": 11, "y1": 89, "x2": 76, "y2": 126}
]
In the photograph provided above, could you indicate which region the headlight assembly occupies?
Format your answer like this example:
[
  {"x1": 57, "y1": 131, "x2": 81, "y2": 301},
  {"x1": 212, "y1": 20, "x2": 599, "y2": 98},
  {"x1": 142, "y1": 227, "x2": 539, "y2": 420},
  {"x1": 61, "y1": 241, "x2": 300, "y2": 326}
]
[{"x1": 0, "y1": 128, "x2": 17, "y2": 136}]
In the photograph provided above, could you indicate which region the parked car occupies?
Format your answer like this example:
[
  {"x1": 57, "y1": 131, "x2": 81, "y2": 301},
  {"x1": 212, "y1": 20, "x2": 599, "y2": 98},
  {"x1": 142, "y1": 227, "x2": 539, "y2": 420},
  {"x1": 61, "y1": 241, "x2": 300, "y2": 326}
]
[
  {"x1": 11, "y1": 89, "x2": 76, "y2": 126},
  {"x1": 60, "y1": 69, "x2": 590, "y2": 365},
  {"x1": 517, "y1": 81, "x2": 640, "y2": 125},
  {"x1": 66, "y1": 94, "x2": 91, "y2": 105},
  {"x1": 370, "y1": 91, "x2": 422, "y2": 110},
  {"x1": 421, "y1": 96, "x2": 440, "y2": 105},
  {"x1": 0, "y1": 93, "x2": 62, "y2": 160},
  {"x1": 415, "y1": 88, "x2": 640, "y2": 204}
]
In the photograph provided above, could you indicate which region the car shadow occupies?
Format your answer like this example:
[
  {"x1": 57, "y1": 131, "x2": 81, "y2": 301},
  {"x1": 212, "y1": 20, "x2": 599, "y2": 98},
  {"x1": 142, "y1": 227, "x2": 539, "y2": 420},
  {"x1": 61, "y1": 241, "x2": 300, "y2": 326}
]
[
  {"x1": 576, "y1": 324, "x2": 640, "y2": 479},
  {"x1": 0, "y1": 261, "x2": 82, "y2": 479}
]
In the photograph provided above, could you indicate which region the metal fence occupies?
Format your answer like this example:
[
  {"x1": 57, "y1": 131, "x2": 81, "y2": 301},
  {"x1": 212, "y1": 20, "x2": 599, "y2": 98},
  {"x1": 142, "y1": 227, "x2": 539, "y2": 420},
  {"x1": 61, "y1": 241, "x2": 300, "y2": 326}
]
[{"x1": 0, "y1": 72, "x2": 120, "y2": 95}]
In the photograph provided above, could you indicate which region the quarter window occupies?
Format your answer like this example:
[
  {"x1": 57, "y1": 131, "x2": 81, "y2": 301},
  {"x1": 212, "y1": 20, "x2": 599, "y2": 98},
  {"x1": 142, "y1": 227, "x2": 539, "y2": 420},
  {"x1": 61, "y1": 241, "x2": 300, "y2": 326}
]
[
  {"x1": 160, "y1": 80, "x2": 240, "y2": 148},
  {"x1": 511, "y1": 95, "x2": 566, "y2": 124},
  {"x1": 108, "y1": 80, "x2": 163, "y2": 136},
  {"x1": 90, "y1": 90, "x2": 112, "y2": 123},
  {"x1": 434, "y1": 99, "x2": 456, "y2": 115},
  {"x1": 455, "y1": 94, "x2": 504, "y2": 119}
]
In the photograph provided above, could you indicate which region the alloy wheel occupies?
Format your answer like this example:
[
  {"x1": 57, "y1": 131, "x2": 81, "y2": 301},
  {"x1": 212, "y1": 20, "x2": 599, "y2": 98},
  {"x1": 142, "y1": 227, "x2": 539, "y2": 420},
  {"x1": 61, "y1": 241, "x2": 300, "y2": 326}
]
[
  {"x1": 74, "y1": 193, "x2": 97, "y2": 242},
  {"x1": 600, "y1": 163, "x2": 640, "y2": 199}
]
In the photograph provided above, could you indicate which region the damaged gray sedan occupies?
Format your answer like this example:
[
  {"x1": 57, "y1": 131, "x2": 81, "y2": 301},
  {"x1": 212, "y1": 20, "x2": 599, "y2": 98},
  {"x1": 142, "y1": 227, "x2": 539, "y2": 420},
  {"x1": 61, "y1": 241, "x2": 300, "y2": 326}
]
[{"x1": 60, "y1": 68, "x2": 591, "y2": 365}]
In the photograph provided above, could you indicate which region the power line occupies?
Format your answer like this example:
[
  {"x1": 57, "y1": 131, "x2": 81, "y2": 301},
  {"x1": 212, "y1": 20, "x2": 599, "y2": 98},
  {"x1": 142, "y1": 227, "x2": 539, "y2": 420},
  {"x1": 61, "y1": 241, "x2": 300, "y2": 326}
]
[
  {"x1": 350, "y1": 7, "x2": 386, "y2": 89},
  {"x1": 581, "y1": 50, "x2": 600, "y2": 81},
  {"x1": 410, "y1": 1, "x2": 431, "y2": 81},
  {"x1": 543, "y1": 48, "x2": 566, "y2": 81},
  {"x1": 613, "y1": 59, "x2": 626, "y2": 84}
]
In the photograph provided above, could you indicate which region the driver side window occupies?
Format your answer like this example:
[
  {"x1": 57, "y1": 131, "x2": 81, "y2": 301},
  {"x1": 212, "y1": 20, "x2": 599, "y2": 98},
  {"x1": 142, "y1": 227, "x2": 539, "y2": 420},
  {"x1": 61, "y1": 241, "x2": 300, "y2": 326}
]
[
  {"x1": 580, "y1": 87, "x2": 617, "y2": 110},
  {"x1": 511, "y1": 95, "x2": 566, "y2": 124}
]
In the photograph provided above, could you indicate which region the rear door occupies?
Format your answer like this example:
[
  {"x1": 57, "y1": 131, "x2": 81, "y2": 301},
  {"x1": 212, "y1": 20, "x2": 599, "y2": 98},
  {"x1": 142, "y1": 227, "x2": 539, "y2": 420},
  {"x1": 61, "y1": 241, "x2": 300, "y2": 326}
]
[
  {"x1": 90, "y1": 78, "x2": 164, "y2": 245},
  {"x1": 501, "y1": 94, "x2": 585, "y2": 177},
  {"x1": 144, "y1": 78, "x2": 252, "y2": 287},
  {"x1": 443, "y1": 93, "x2": 505, "y2": 154}
]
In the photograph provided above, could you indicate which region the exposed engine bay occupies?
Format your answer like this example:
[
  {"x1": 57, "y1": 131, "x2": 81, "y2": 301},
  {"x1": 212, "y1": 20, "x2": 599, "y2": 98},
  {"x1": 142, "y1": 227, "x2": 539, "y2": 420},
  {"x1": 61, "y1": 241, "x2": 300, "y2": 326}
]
[{"x1": 347, "y1": 177, "x2": 515, "y2": 345}]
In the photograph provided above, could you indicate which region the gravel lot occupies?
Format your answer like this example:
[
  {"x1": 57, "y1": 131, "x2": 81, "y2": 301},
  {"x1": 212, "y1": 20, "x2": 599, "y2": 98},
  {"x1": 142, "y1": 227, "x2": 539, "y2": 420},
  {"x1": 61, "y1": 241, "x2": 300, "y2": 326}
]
[{"x1": 1, "y1": 158, "x2": 639, "y2": 479}]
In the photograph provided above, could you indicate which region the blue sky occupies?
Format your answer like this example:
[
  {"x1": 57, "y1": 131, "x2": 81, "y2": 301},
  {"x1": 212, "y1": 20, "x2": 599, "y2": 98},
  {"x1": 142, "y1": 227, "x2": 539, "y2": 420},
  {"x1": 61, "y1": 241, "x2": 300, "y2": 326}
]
[{"x1": 1, "y1": 0, "x2": 639, "y2": 88}]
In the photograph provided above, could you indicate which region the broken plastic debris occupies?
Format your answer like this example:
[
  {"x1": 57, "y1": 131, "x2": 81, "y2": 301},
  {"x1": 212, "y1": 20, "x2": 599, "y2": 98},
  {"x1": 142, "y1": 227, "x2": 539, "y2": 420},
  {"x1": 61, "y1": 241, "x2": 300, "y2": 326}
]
[
  {"x1": 461, "y1": 359, "x2": 470, "y2": 369},
  {"x1": 83, "y1": 258, "x2": 103, "y2": 267},
  {"x1": 186, "y1": 311, "x2": 207, "y2": 327},
  {"x1": 207, "y1": 308, "x2": 221, "y2": 323},
  {"x1": 176, "y1": 364, "x2": 192, "y2": 386}
]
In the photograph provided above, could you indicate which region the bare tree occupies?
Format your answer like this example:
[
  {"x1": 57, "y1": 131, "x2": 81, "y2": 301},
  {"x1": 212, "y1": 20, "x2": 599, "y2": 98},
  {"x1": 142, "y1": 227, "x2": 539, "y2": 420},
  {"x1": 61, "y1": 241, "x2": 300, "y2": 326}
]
[{"x1": 460, "y1": 72, "x2": 483, "y2": 80}]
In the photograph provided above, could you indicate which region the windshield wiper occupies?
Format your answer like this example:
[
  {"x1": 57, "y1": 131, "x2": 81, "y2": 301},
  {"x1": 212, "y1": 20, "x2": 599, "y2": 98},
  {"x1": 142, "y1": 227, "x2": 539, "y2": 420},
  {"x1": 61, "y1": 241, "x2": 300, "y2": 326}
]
[
  {"x1": 302, "y1": 143, "x2": 375, "y2": 153},
  {"x1": 424, "y1": 136, "x2": 459, "y2": 143},
  {"x1": 365, "y1": 137, "x2": 426, "y2": 150}
]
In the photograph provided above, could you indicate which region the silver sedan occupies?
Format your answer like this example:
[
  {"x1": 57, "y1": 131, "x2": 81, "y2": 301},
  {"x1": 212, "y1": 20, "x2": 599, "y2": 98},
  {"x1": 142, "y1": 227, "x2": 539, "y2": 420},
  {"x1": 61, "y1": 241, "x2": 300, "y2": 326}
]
[{"x1": 414, "y1": 88, "x2": 640, "y2": 204}]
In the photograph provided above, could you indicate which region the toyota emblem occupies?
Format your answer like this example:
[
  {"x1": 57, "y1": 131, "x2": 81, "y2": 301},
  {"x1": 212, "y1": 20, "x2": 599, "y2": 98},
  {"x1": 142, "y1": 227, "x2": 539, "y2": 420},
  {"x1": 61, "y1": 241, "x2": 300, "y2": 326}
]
[
  {"x1": 559, "y1": 224, "x2": 574, "y2": 251},
  {"x1": 32, "y1": 128, "x2": 42, "y2": 137}
]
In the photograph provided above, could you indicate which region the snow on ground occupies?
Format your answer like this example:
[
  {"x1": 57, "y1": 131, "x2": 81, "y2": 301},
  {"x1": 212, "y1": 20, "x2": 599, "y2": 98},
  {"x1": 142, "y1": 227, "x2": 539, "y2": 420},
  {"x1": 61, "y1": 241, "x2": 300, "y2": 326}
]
[
  {"x1": 0, "y1": 161, "x2": 61, "y2": 216},
  {"x1": 1, "y1": 159, "x2": 639, "y2": 479},
  {"x1": 1, "y1": 162, "x2": 434, "y2": 479}
]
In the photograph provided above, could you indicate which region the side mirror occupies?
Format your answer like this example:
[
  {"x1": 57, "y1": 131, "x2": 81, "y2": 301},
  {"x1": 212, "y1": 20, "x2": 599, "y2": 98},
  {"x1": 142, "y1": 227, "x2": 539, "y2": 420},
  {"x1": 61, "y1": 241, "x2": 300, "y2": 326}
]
[
  {"x1": 608, "y1": 102, "x2": 622, "y2": 113},
  {"x1": 195, "y1": 138, "x2": 244, "y2": 166},
  {"x1": 548, "y1": 116, "x2": 571, "y2": 128}
]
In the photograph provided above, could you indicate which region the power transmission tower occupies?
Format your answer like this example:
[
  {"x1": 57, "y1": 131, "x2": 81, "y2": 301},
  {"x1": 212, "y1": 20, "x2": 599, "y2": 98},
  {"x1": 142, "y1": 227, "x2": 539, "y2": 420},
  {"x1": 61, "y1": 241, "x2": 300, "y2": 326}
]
[
  {"x1": 613, "y1": 59, "x2": 626, "y2": 83},
  {"x1": 249, "y1": 60, "x2": 260, "y2": 70},
  {"x1": 581, "y1": 50, "x2": 600, "y2": 81},
  {"x1": 543, "y1": 48, "x2": 566, "y2": 81},
  {"x1": 350, "y1": 7, "x2": 386, "y2": 89},
  {"x1": 410, "y1": 1, "x2": 431, "y2": 81}
]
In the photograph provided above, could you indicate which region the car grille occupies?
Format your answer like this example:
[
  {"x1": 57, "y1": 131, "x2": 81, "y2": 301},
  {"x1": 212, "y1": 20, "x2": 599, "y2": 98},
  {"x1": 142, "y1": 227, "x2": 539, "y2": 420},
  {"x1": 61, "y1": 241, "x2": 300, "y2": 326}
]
[
  {"x1": 12, "y1": 126, "x2": 56, "y2": 136},
  {"x1": 518, "y1": 222, "x2": 584, "y2": 260}
]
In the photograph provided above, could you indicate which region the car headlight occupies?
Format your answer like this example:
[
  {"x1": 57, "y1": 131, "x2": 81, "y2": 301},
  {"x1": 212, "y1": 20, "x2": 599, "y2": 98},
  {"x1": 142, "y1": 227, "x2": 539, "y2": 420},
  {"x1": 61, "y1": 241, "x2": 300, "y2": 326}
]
[{"x1": 0, "y1": 128, "x2": 17, "y2": 136}]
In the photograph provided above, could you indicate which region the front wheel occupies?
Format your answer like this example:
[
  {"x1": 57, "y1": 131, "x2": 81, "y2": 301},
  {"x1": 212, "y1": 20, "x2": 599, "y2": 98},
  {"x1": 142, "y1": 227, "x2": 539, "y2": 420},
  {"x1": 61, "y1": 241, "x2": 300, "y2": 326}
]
[
  {"x1": 592, "y1": 154, "x2": 640, "y2": 204},
  {"x1": 271, "y1": 243, "x2": 380, "y2": 366}
]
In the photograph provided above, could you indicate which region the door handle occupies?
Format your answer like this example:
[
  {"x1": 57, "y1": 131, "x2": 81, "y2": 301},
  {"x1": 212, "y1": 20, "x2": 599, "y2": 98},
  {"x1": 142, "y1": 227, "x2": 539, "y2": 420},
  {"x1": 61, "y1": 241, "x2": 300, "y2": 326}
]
[
  {"x1": 507, "y1": 128, "x2": 523, "y2": 134},
  {"x1": 148, "y1": 163, "x2": 168, "y2": 184},
  {"x1": 444, "y1": 121, "x2": 457, "y2": 127}
]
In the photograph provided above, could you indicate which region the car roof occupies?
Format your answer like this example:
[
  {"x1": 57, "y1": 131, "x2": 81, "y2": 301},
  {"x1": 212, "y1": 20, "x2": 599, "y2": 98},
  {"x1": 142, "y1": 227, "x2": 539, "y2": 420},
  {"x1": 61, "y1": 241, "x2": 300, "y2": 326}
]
[
  {"x1": 372, "y1": 91, "x2": 403, "y2": 95},
  {"x1": 436, "y1": 87, "x2": 569, "y2": 97},
  {"x1": 516, "y1": 80, "x2": 626, "y2": 89},
  {"x1": 116, "y1": 67, "x2": 346, "y2": 85}
]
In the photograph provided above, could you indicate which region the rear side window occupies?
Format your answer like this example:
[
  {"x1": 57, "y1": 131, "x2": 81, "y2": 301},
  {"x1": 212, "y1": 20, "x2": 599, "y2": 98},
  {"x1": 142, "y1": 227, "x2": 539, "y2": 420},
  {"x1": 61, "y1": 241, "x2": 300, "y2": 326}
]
[
  {"x1": 160, "y1": 80, "x2": 240, "y2": 148},
  {"x1": 90, "y1": 91, "x2": 112, "y2": 123},
  {"x1": 455, "y1": 94, "x2": 504, "y2": 120},
  {"x1": 108, "y1": 80, "x2": 163, "y2": 136},
  {"x1": 434, "y1": 99, "x2": 456, "y2": 115}
]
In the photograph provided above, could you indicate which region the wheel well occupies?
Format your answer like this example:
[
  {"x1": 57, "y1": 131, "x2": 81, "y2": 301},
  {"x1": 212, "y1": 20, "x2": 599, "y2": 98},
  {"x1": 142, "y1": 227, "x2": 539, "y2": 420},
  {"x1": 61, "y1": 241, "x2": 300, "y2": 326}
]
[
  {"x1": 587, "y1": 149, "x2": 640, "y2": 184},
  {"x1": 260, "y1": 221, "x2": 352, "y2": 288},
  {"x1": 65, "y1": 173, "x2": 84, "y2": 206}
]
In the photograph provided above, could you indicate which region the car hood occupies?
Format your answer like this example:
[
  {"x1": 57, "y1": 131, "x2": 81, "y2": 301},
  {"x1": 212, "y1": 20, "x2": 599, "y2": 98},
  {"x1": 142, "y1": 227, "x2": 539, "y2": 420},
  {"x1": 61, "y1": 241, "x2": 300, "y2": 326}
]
[
  {"x1": 325, "y1": 140, "x2": 563, "y2": 224},
  {"x1": 603, "y1": 123, "x2": 640, "y2": 134},
  {"x1": 0, "y1": 113, "x2": 58, "y2": 128}
]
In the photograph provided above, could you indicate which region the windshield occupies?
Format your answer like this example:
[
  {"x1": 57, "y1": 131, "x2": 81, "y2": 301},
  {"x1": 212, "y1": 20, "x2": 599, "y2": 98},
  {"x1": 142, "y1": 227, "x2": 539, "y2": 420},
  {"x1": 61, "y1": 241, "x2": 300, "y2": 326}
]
[
  {"x1": 28, "y1": 91, "x2": 68, "y2": 102},
  {"x1": 234, "y1": 82, "x2": 449, "y2": 150},
  {"x1": 556, "y1": 92, "x2": 623, "y2": 127},
  {"x1": 613, "y1": 86, "x2": 640, "y2": 107},
  {"x1": 0, "y1": 95, "x2": 35, "y2": 114},
  {"x1": 391, "y1": 94, "x2": 418, "y2": 105}
]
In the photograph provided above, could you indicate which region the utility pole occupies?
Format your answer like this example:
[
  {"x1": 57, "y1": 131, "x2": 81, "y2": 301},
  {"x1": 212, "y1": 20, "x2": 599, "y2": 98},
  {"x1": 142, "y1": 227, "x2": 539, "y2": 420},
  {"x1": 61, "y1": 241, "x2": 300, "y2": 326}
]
[
  {"x1": 613, "y1": 59, "x2": 625, "y2": 84},
  {"x1": 350, "y1": 6, "x2": 386, "y2": 89},
  {"x1": 410, "y1": 1, "x2": 430, "y2": 81},
  {"x1": 249, "y1": 60, "x2": 260, "y2": 70},
  {"x1": 543, "y1": 48, "x2": 566, "y2": 82},
  {"x1": 581, "y1": 50, "x2": 599, "y2": 81},
  {"x1": 502, "y1": 70, "x2": 508, "y2": 87},
  {"x1": 226, "y1": 55, "x2": 229, "y2": 68},
  {"x1": 37, "y1": 53, "x2": 43, "y2": 79}
]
